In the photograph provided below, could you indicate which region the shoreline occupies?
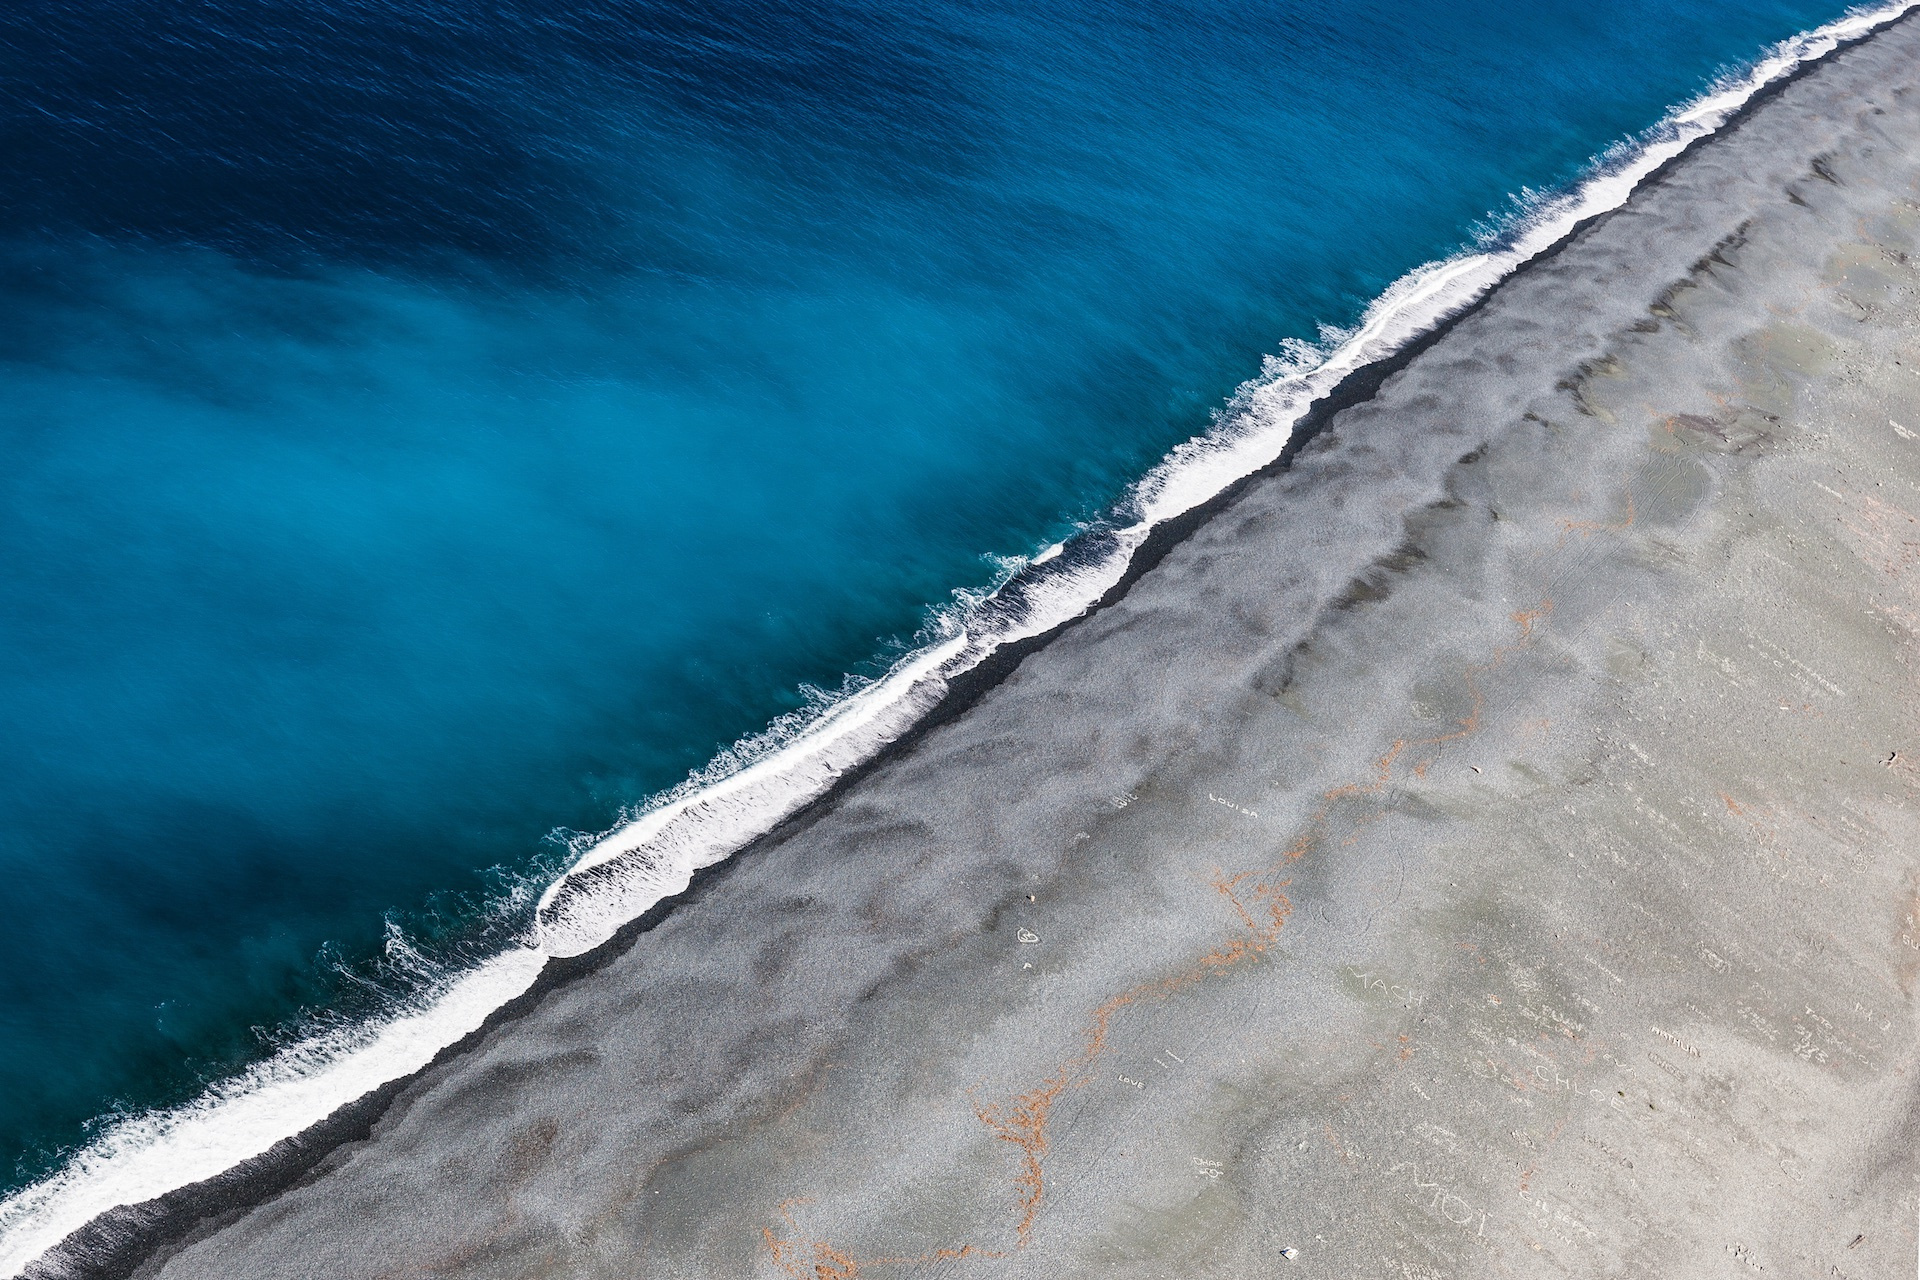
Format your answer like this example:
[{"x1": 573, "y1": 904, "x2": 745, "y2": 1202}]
[
  {"x1": 10, "y1": 5, "x2": 1920, "y2": 1276},
  {"x1": 525, "y1": 0, "x2": 1920, "y2": 964}
]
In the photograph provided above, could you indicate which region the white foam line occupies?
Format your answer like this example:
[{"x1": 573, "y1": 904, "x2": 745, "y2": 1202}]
[
  {"x1": 529, "y1": 630, "x2": 973, "y2": 952},
  {"x1": 534, "y1": 0, "x2": 1920, "y2": 960},
  {"x1": 0, "y1": 948, "x2": 544, "y2": 1278},
  {"x1": 5, "y1": 3, "x2": 1913, "y2": 1273}
]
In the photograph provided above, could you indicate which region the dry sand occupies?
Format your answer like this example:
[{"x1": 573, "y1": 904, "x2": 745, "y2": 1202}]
[{"x1": 40, "y1": 13, "x2": 1920, "y2": 1280}]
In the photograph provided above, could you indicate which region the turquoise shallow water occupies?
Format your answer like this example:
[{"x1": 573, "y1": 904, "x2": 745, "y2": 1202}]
[{"x1": 0, "y1": 0, "x2": 1864, "y2": 1194}]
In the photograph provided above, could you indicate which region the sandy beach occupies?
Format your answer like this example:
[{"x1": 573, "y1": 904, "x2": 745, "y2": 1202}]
[{"x1": 33, "y1": 12, "x2": 1920, "y2": 1280}]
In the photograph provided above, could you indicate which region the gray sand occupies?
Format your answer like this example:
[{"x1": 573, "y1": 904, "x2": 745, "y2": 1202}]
[{"x1": 75, "y1": 16, "x2": 1920, "y2": 1280}]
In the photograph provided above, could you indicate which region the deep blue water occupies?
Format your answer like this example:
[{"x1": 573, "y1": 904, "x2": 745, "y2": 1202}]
[{"x1": 0, "y1": 0, "x2": 1863, "y2": 1192}]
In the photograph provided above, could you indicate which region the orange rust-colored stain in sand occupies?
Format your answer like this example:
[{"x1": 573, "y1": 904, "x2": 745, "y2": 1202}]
[
  {"x1": 763, "y1": 603, "x2": 1550, "y2": 1274},
  {"x1": 764, "y1": 1201, "x2": 1004, "y2": 1279},
  {"x1": 971, "y1": 870, "x2": 1294, "y2": 1247},
  {"x1": 764, "y1": 1201, "x2": 863, "y2": 1280},
  {"x1": 1211, "y1": 869, "x2": 1295, "y2": 947},
  {"x1": 970, "y1": 600, "x2": 1547, "y2": 1262},
  {"x1": 1557, "y1": 487, "x2": 1637, "y2": 546},
  {"x1": 1327, "y1": 739, "x2": 1408, "y2": 800},
  {"x1": 972, "y1": 1070, "x2": 1067, "y2": 1247},
  {"x1": 1284, "y1": 602, "x2": 1553, "y2": 857}
]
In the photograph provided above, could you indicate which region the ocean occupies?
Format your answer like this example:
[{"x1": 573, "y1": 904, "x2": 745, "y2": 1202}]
[{"x1": 0, "y1": 0, "x2": 1894, "y2": 1264}]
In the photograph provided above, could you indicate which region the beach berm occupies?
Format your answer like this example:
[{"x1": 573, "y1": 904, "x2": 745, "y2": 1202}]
[{"x1": 35, "y1": 11, "x2": 1920, "y2": 1280}]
